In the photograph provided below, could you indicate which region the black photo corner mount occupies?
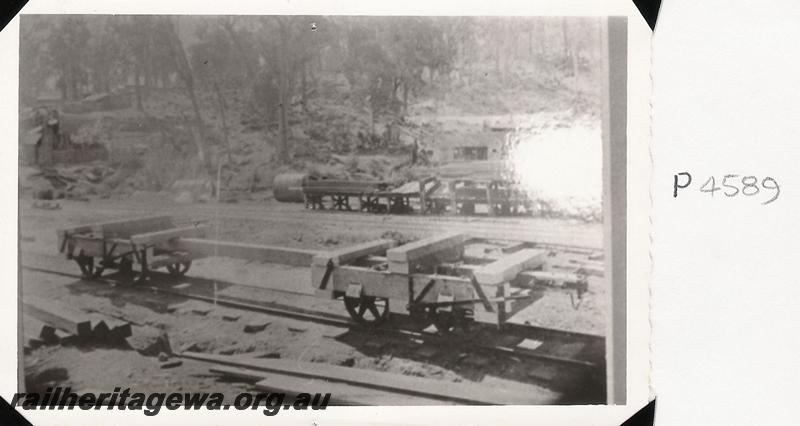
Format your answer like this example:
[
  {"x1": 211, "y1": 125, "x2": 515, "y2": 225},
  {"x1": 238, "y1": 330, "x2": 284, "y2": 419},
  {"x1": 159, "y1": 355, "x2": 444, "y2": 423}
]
[
  {"x1": 0, "y1": 396, "x2": 33, "y2": 426},
  {"x1": 620, "y1": 399, "x2": 656, "y2": 426},
  {"x1": 0, "y1": 0, "x2": 28, "y2": 32},
  {"x1": 632, "y1": 0, "x2": 661, "y2": 31}
]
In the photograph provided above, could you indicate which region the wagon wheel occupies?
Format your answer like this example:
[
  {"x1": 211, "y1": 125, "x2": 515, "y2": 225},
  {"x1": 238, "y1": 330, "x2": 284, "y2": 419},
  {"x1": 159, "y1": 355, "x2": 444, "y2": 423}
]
[
  {"x1": 75, "y1": 254, "x2": 95, "y2": 278},
  {"x1": 92, "y1": 263, "x2": 106, "y2": 278},
  {"x1": 117, "y1": 257, "x2": 134, "y2": 275},
  {"x1": 166, "y1": 261, "x2": 192, "y2": 277},
  {"x1": 427, "y1": 307, "x2": 476, "y2": 337},
  {"x1": 459, "y1": 202, "x2": 476, "y2": 215},
  {"x1": 407, "y1": 305, "x2": 435, "y2": 330},
  {"x1": 344, "y1": 295, "x2": 390, "y2": 326}
]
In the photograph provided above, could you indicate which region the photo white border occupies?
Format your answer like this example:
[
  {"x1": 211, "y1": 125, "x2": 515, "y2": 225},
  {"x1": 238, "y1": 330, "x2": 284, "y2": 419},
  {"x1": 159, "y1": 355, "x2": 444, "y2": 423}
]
[{"x1": 0, "y1": 0, "x2": 652, "y2": 424}]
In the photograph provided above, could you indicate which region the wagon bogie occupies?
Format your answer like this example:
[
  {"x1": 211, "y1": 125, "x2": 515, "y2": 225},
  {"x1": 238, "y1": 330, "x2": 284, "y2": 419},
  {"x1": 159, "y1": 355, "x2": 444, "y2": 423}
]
[
  {"x1": 311, "y1": 233, "x2": 595, "y2": 332},
  {"x1": 58, "y1": 216, "x2": 208, "y2": 282},
  {"x1": 343, "y1": 293, "x2": 391, "y2": 326}
]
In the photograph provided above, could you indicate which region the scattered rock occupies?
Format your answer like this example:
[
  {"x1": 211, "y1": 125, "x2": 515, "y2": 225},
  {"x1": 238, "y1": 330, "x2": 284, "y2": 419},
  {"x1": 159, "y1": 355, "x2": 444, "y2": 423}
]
[
  {"x1": 320, "y1": 237, "x2": 339, "y2": 246},
  {"x1": 255, "y1": 352, "x2": 281, "y2": 359},
  {"x1": 157, "y1": 352, "x2": 170, "y2": 362},
  {"x1": 218, "y1": 348, "x2": 236, "y2": 356},
  {"x1": 180, "y1": 342, "x2": 202, "y2": 353},
  {"x1": 243, "y1": 321, "x2": 270, "y2": 333},
  {"x1": 160, "y1": 360, "x2": 183, "y2": 369},
  {"x1": 339, "y1": 357, "x2": 356, "y2": 367},
  {"x1": 128, "y1": 327, "x2": 172, "y2": 357}
]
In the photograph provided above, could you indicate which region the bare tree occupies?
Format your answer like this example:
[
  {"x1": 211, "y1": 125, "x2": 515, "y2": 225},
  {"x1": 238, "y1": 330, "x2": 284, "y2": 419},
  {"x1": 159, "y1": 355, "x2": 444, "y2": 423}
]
[{"x1": 163, "y1": 16, "x2": 209, "y2": 169}]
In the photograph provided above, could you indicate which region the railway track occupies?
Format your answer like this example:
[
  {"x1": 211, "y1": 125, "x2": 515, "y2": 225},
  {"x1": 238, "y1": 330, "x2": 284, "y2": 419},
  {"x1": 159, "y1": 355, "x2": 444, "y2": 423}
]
[
  {"x1": 23, "y1": 199, "x2": 603, "y2": 249},
  {"x1": 21, "y1": 253, "x2": 604, "y2": 371}
]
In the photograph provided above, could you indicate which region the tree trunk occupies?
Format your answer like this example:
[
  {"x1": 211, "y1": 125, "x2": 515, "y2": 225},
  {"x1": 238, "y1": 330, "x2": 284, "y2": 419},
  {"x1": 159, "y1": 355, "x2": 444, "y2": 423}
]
[
  {"x1": 188, "y1": 90, "x2": 207, "y2": 166},
  {"x1": 276, "y1": 18, "x2": 292, "y2": 163},
  {"x1": 528, "y1": 29, "x2": 533, "y2": 58},
  {"x1": 278, "y1": 83, "x2": 289, "y2": 162},
  {"x1": 221, "y1": 19, "x2": 257, "y2": 81},
  {"x1": 571, "y1": 47, "x2": 580, "y2": 81},
  {"x1": 165, "y1": 16, "x2": 208, "y2": 169},
  {"x1": 213, "y1": 82, "x2": 232, "y2": 197},
  {"x1": 69, "y1": 65, "x2": 79, "y2": 100},
  {"x1": 300, "y1": 62, "x2": 308, "y2": 113},
  {"x1": 134, "y1": 65, "x2": 143, "y2": 111},
  {"x1": 402, "y1": 81, "x2": 409, "y2": 115},
  {"x1": 494, "y1": 42, "x2": 501, "y2": 74}
]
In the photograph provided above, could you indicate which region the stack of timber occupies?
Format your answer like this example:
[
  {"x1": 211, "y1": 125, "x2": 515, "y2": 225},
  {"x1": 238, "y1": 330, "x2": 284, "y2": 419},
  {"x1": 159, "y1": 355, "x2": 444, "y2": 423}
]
[
  {"x1": 183, "y1": 351, "x2": 560, "y2": 405},
  {"x1": 22, "y1": 295, "x2": 132, "y2": 349}
]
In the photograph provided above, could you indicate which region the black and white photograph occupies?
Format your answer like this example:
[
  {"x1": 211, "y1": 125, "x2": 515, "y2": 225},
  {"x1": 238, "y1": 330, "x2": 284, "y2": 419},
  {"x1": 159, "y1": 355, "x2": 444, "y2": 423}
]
[
  {"x1": 12, "y1": 8, "x2": 641, "y2": 418},
  {"x1": 8, "y1": 0, "x2": 800, "y2": 425}
]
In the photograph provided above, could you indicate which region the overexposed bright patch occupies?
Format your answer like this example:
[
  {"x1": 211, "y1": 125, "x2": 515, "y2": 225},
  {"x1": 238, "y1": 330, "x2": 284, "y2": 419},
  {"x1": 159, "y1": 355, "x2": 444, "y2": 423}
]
[{"x1": 505, "y1": 119, "x2": 602, "y2": 213}]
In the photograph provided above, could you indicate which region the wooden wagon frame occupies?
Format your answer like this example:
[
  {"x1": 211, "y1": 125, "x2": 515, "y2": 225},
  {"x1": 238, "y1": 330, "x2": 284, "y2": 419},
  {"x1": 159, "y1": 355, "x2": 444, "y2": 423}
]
[
  {"x1": 289, "y1": 174, "x2": 537, "y2": 217},
  {"x1": 311, "y1": 232, "x2": 593, "y2": 332},
  {"x1": 57, "y1": 215, "x2": 594, "y2": 333},
  {"x1": 57, "y1": 215, "x2": 209, "y2": 280}
]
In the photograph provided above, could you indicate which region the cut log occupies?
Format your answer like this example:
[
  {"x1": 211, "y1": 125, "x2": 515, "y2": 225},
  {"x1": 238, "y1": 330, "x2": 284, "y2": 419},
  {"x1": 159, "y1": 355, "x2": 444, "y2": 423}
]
[
  {"x1": 89, "y1": 215, "x2": 174, "y2": 239},
  {"x1": 90, "y1": 318, "x2": 110, "y2": 341},
  {"x1": 130, "y1": 224, "x2": 209, "y2": 245},
  {"x1": 312, "y1": 239, "x2": 396, "y2": 267},
  {"x1": 472, "y1": 249, "x2": 547, "y2": 285},
  {"x1": 107, "y1": 320, "x2": 133, "y2": 341},
  {"x1": 22, "y1": 316, "x2": 53, "y2": 349},
  {"x1": 22, "y1": 297, "x2": 92, "y2": 338},
  {"x1": 166, "y1": 239, "x2": 320, "y2": 267},
  {"x1": 23, "y1": 316, "x2": 58, "y2": 344},
  {"x1": 519, "y1": 270, "x2": 583, "y2": 287},
  {"x1": 181, "y1": 351, "x2": 559, "y2": 405},
  {"x1": 386, "y1": 232, "x2": 464, "y2": 263}
]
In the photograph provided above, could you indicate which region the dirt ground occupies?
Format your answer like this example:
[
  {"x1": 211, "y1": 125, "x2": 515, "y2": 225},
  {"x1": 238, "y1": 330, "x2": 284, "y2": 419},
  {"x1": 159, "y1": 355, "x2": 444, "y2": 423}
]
[{"x1": 19, "y1": 195, "x2": 607, "y2": 404}]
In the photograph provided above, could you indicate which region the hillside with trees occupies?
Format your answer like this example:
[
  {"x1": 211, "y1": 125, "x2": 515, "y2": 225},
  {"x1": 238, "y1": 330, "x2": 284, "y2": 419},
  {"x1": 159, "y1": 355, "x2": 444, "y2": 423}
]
[{"x1": 19, "y1": 15, "x2": 604, "y2": 208}]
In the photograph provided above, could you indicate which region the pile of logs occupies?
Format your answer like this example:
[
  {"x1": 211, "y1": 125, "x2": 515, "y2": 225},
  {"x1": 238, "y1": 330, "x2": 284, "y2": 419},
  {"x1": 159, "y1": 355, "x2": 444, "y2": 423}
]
[{"x1": 22, "y1": 296, "x2": 132, "y2": 353}]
